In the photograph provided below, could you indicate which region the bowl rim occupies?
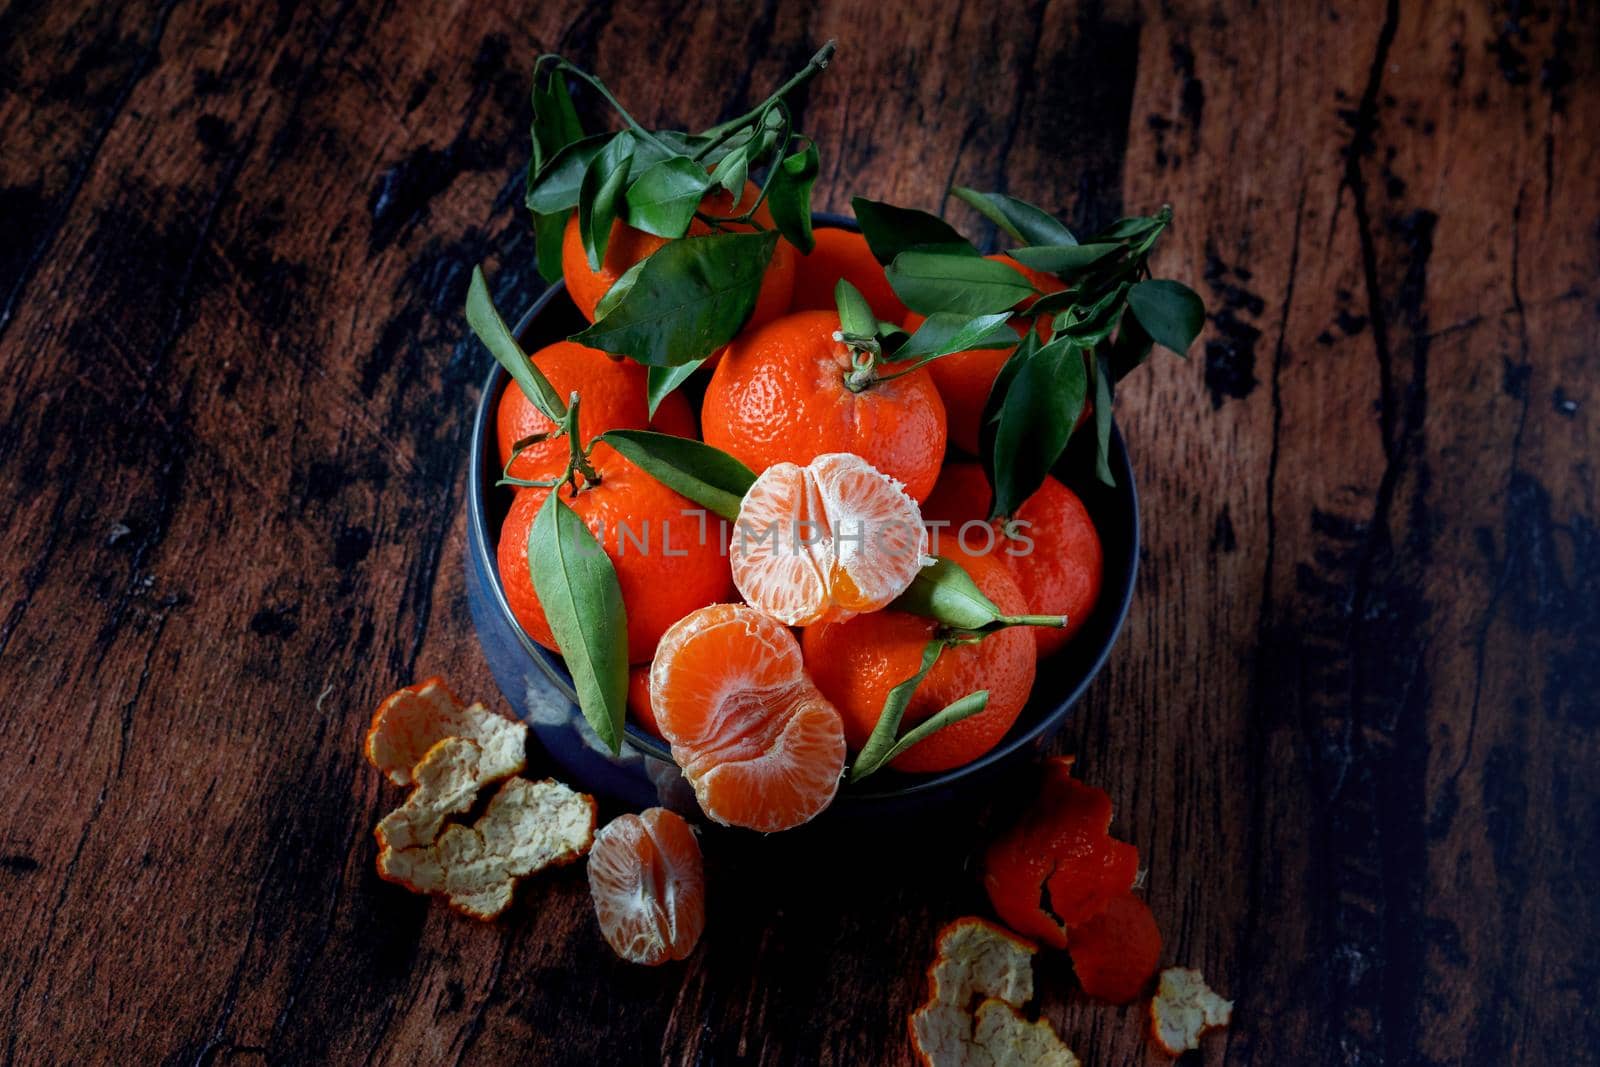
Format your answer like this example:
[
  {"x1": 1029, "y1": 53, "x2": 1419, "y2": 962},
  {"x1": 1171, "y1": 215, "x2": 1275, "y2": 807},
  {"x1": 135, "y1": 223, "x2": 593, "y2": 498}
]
[{"x1": 464, "y1": 217, "x2": 1141, "y2": 801}]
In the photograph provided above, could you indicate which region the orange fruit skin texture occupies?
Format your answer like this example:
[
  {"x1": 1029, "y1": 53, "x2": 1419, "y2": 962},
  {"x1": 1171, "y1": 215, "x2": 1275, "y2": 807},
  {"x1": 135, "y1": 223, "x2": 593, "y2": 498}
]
[
  {"x1": 495, "y1": 341, "x2": 696, "y2": 482},
  {"x1": 802, "y1": 550, "x2": 1036, "y2": 774},
  {"x1": 626, "y1": 665, "x2": 662, "y2": 739},
  {"x1": 561, "y1": 182, "x2": 797, "y2": 327},
  {"x1": 702, "y1": 309, "x2": 949, "y2": 503},
  {"x1": 588, "y1": 807, "x2": 706, "y2": 965},
  {"x1": 1066, "y1": 891, "x2": 1162, "y2": 1003},
  {"x1": 789, "y1": 227, "x2": 908, "y2": 323},
  {"x1": 923, "y1": 463, "x2": 1103, "y2": 656},
  {"x1": 983, "y1": 757, "x2": 1139, "y2": 949},
  {"x1": 496, "y1": 453, "x2": 734, "y2": 664},
  {"x1": 650, "y1": 603, "x2": 846, "y2": 832}
]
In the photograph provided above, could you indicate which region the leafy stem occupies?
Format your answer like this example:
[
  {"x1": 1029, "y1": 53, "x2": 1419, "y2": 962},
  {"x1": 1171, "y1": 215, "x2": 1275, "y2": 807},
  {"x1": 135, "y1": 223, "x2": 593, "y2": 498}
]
[
  {"x1": 696, "y1": 41, "x2": 836, "y2": 148},
  {"x1": 534, "y1": 54, "x2": 678, "y2": 157}
]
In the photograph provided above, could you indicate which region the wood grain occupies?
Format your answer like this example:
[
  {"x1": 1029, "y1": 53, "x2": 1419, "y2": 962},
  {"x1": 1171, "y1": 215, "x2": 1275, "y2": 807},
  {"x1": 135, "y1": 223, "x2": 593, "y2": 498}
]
[{"x1": 1, "y1": 1, "x2": 1595, "y2": 1064}]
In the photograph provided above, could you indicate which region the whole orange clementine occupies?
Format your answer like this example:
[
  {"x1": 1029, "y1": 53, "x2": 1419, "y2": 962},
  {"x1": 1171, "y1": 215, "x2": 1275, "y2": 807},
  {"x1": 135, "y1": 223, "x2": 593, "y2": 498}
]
[
  {"x1": 495, "y1": 340, "x2": 695, "y2": 482},
  {"x1": 801, "y1": 549, "x2": 1037, "y2": 773},
  {"x1": 922, "y1": 463, "x2": 1103, "y2": 657},
  {"x1": 701, "y1": 310, "x2": 948, "y2": 503},
  {"x1": 496, "y1": 450, "x2": 733, "y2": 664},
  {"x1": 561, "y1": 181, "x2": 796, "y2": 328},
  {"x1": 789, "y1": 227, "x2": 908, "y2": 322}
]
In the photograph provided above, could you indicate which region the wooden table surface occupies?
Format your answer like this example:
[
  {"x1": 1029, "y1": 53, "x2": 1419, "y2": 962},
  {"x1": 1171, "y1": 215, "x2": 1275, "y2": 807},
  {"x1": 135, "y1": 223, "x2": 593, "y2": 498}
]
[{"x1": 4, "y1": 1, "x2": 1596, "y2": 1064}]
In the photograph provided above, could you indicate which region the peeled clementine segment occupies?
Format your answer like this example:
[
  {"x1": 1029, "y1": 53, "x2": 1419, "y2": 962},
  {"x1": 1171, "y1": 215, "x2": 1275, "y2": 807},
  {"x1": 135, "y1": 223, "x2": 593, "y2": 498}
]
[
  {"x1": 731, "y1": 452, "x2": 928, "y2": 626},
  {"x1": 649, "y1": 603, "x2": 846, "y2": 831},
  {"x1": 587, "y1": 807, "x2": 706, "y2": 965},
  {"x1": 1149, "y1": 967, "x2": 1234, "y2": 1055}
]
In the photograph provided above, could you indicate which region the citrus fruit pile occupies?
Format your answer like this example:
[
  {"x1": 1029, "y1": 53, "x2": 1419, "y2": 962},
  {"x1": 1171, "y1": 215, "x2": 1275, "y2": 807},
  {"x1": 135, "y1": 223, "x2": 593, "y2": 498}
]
[{"x1": 467, "y1": 45, "x2": 1204, "y2": 837}]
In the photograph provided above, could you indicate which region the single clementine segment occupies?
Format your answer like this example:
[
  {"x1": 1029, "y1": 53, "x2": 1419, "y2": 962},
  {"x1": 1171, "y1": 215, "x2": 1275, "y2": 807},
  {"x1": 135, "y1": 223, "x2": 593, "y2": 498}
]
[
  {"x1": 802, "y1": 549, "x2": 1036, "y2": 774},
  {"x1": 649, "y1": 603, "x2": 846, "y2": 831},
  {"x1": 702, "y1": 309, "x2": 948, "y2": 502},
  {"x1": 923, "y1": 464, "x2": 1103, "y2": 656},
  {"x1": 731, "y1": 452, "x2": 928, "y2": 627},
  {"x1": 496, "y1": 340, "x2": 694, "y2": 482},
  {"x1": 497, "y1": 450, "x2": 733, "y2": 664},
  {"x1": 789, "y1": 227, "x2": 908, "y2": 322},
  {"x1": 587, "y1": 807, "x2": 706, "y2": 965},
  {"x1": 562, "y1": 181, "x2": 796, "y2": 327}
]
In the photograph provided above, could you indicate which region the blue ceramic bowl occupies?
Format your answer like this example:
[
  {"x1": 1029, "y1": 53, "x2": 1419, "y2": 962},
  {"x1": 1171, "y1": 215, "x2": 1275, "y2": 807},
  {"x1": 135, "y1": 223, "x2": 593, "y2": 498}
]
[{"x1": 464, "y1": 223, "x2": 1140, "y2": 823}]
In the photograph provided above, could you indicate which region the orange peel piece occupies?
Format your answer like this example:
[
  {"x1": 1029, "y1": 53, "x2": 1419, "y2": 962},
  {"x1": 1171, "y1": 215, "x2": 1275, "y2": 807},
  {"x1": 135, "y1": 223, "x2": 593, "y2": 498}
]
[
  {"x1": 909, "y1": 918, "x2": 1079, "y2": 1066},
  {"x1": 971, "y1": 999, "x2": 1081, "y2": 1067},
  {"x1": 375, "y1": 737, "x2": 485, "y2": 851},
  {"x1": 365, "y1": 677, "x2": 527, "y2": 787},
  {"x1": 378, "y1": 777, "x2": 597, "y2": 919},
  {"x1": 1149, "y1": 967, "x2": 1233, "y2": 1056}
]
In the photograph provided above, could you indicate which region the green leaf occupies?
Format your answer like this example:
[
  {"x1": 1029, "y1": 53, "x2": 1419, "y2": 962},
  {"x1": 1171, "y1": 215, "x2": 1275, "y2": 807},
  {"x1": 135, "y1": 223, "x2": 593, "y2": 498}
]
[
  {"x1": 1091, "y1": 352, "x2": 1116, "y2": 487},
  {"x1": 571, "y1": 231, "x2": 778, "y2": 366},
  {"x1": 765, "y1": 142, "x2": 820, "y2": 253},
  {"x1": 865, "y1": 690, "x2": 991, "y2": 775},
  {"x1": 646, "y1": 361, "x2": 703, "y2": 417},
  {"x1": 834, "y1": 278, "x2": 877, "y2": 338},
  {"x1": 531, "y1": 209, "x2": 567, "y2": 284},
  {"x1": 1105, "y1": 309, "x2": 1155, "y2": 382},
  {"x1": 1008, "y1": 243, "x2": 1122, "y2": 275},
  {"x1": 852, "y1": 196, "x2": 979, "y2": 264},
  {"x1": 530, "y1": 68, "x2": 583, "y2": 175},
  {"x1": 624, "y1": 156, "x2": 711, "y2": 238},
  {"x1": 952, "y1": 187, "x2": 1077, "y2": 247},
  {"x1": 466, "y1": 267, "x2": 566, "y2": 422},
  {"x1": 580, "y1": 133, "x2": 635, "y2": 269},
  {"x1": 526, "y1": 134, "x2": 609, "y2": 214},
  {"x1": 850, "y1": 638, "x2": 944, "y2": 782},
  {"x1": 593, "y1": 258, "x2": 647, "y2": 321},
  {"x1": 598, "y1": 429, "x2": 755, "y2": 522},
  {"x1": 1092, "y1": 213, "x2": 1168, "y2": 242},
  {"x1": 709, "y1": 141, "x2": 749, "y2": 199},
  {"x1": 527, "y1": 493, "x2": 628, "y2": 754},
  {"x1": 1055, "y1": 282, "x2": 1130, "y2": 347},
  {"x1": 886, "y1": 251, "x2": 1036, "y2": 315},
  {"x1": 978, "y1": 329, "x2": 1038, "y2": 480},
  {"x1": 990, "y1": 337, "x2": 1087, "y2": 517},
  {"x1": 887, "y1": 311, "x2": 1017, "y2": 363},
  {"x1": 1127, "y1": 279, "x2": 1205, "y2": 355},
  {"x1": 892, "y1": 557, "x2": 1005, "y2": 630}
]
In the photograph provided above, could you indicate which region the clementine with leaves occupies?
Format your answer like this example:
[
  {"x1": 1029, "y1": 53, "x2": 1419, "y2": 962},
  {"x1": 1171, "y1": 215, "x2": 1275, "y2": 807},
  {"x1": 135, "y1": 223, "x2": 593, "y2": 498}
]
[
  {"x1": 923, "y1": 463, "x2": 1103, "y2": 656},
  {"x1": 702, "y1": 309, "x2": 948, "y2": 502},
  {"x1": 802, "y1": 549, "x2": 1037, "y2": 774},
  {"x1": 496, "y1": 340, "x2": 694, "y2": 482},
  {"x1": 497, "y1": 452, "x2": 733, "y2": 665},
  {"x1": 562, "y1": 181, "x2": 796, "y2": 328}
]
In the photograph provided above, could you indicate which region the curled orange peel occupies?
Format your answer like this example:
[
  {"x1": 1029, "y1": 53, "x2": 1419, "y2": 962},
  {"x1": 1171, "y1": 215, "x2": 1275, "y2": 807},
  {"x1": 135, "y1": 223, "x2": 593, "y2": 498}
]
[
  {"x1": 1149, "y1": 967, "x2": 1233, "y2": 1056},
  {"x1": 365, "y1": 677, "x2": 527, "y2": 787},
  {"x1": 378, "y1": 777, "x2": 597, "y2": 920},
  {"x1": 908, "y1": 918, "x2": 1079, "y2": 1067},
  {"x1": 375, "y1": 737, "x2": 486, "y2": 852}
]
